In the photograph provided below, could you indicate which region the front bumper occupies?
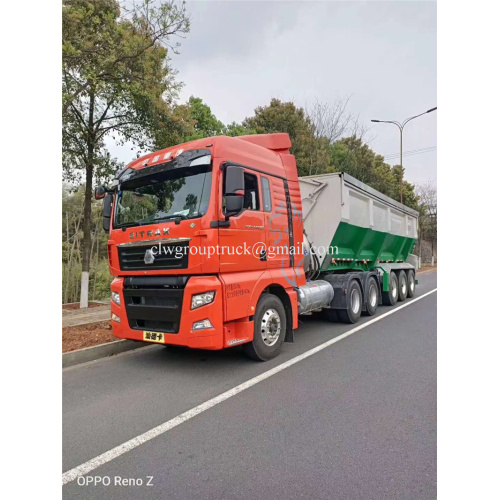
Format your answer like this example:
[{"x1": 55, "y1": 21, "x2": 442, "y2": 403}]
[{"x1": 110, "y1": 275, "x2": 224, "y2": 350}]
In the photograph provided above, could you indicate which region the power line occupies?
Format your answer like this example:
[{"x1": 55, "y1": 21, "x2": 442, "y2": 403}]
[
  {"x1": 394, "y1": 146, "x2": 437, "y2": 155},
  {"x1": 385, "y1": 146, "x2": 437, "y2": 159},
  {"x1": 384, "y1": 146, "x2": 437, "y2": 160}
]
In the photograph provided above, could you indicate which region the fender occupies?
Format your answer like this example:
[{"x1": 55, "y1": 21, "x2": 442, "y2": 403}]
[
  {"x1": 222, "y1": 269, "x2": 298, "y2": 344},
  {"x1": 322, "y1": 272, "x2": 364, "y2": 311},
  {"x1": 219, "y1": 270, "x2": 266, "y2": 322}
]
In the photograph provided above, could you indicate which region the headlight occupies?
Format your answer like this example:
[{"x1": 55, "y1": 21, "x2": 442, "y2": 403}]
[
  {"x1": 111, "y1": 291, "x2": 121, "y2": 306},
  {"x1": 111, "y1": 313, "x2": 121, "y2": 323},
  {"x1": 191, "y1": 291, "x2": 215, "y2": 309},
  {"x1": 192, "y1": 319, "x2": 213, "y2": 330}
]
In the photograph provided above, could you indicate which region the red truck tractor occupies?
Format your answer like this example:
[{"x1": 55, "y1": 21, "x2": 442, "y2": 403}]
[{"x1": 96, "y1": 133, "x2": 418, "y2": 360}]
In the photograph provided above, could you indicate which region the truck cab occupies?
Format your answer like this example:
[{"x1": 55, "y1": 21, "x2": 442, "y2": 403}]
[{"x1": 98, "y1": 133, "x2": 306, "y2": 359}]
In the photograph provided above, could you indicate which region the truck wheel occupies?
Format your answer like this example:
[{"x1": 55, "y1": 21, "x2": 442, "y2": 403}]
[
  {"x1": 382, "y1": 272, "x2": 398, "y2": 306},
  {"x1": 338, "y1": 280, "x2": 362, "y2": 324},
  {"x1": 243, "y1": 294, "x2": 286, "y2": 361},
  {"x1": 397, "y1": 271, "x2": 408, "y2": 302},
  {"x1": 363, "y1": 276, "x2": 379, "y2": 316},
  {"x1": 407, "y1": 270, "x2": 416, "y2": 298}
]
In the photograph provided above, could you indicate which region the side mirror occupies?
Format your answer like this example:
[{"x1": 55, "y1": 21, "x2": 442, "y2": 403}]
[
  {"x1": 225, "y1": 195, "x2": 244, "y2": 214},
  {"x1": 102, "y1": 193, "x2": 113, "y2": 233},
  {"x1": 224, "y1": 166, "x2": 244, "y2": 217},
  {"x1": 94, "y1": 185, "x2": 107, "y2": 200},
  {"x1": 224, "y1": 166, "x2": 244, "y2": 196}
]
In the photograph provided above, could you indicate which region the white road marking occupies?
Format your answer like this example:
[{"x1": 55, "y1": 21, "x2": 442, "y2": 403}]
[{"x1": 63, "y1": 288, "x2": 437, "y2": 485}]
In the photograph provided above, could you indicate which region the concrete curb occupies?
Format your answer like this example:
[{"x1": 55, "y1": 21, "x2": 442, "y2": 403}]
[
  {"x1": 63, "y1": 339, "x2": 149, "y2": 368},
  {"x1": 62, "y1": 308, "x2": 111, "y2": 328},
  {"x1": 417, "y1": 267, "x2": 437, "y2": 274}
]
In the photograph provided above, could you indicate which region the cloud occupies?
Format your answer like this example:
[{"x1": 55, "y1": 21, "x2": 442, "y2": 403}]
[{"x1": 113, "y1": 1, "x2": 437, "y2": 185}]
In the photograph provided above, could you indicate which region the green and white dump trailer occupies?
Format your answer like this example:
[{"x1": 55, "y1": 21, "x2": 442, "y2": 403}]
[{"x1": 298, "y1": 172, "x2": 419, "y2": 323}]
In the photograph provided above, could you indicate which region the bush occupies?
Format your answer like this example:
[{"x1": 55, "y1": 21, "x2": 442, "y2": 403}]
[{"x1": 62, "y1": 258, "x2": 112, "y2": 304}]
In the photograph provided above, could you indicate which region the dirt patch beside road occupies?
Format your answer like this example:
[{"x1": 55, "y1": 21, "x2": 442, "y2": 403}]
[{"x1": 63, "y1": 321, "x2": 117, "y2": 352}]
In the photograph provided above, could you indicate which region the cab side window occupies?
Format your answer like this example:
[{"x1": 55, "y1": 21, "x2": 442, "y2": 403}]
[
  {"x1": 243, "y1": 172, "x2": 260, "y2": 211},
  {"x1": 261, "y1": 176, "x2": 272, "y2": 212}
]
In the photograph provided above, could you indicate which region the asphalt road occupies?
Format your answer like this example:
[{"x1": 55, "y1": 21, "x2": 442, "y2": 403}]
[{"x1": 63, "y1": 270, "x2": 437, "y2": 500}]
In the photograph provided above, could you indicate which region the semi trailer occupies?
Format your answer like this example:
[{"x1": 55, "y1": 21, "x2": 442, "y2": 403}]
[{"x1": 95, "y1": 133, "x2": 419, "y2": 361}]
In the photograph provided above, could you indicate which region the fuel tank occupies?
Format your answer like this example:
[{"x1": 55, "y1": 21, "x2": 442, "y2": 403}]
[{"x1": 297, "y1": 280, "x2": 334, "y2": 314}]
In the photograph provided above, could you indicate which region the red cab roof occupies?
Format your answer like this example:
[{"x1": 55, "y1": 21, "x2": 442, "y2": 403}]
[{"x1": 125, "y1": 133, "x2": 292, "y2": 174}]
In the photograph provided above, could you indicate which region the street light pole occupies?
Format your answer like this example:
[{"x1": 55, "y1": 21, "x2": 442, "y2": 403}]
[
  {"x1": 372, "y1": 107, "x2": 437, "y2": 203},
  {"x1": 428, "y1": 203, "x2": 437, "y2": 266}
]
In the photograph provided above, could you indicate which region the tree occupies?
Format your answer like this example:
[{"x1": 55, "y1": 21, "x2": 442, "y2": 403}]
[
  {"x1": 305, "y1": 97, "x2": 367, "y2": 144},
  {"x1": 63, "y1": 184, "x2": 112, "y2": 304},
  {"x1": 240, "y1": 98, "x2": 371, "y2": 177},
  {"x1": 173, "y1": 98, "x2": 256, "y2": 143},
  {"x1": 62, "y1": 0, "x2": 190, "y2": 307},
  {"x1": 62, "y1": 0, "x2": 189, "y2": 114},
  {"x1": 150, "y1": 101, "x2": 194, "y2": 150},
  {"x1": 184, "y1": 96, "x2": 225, "y2": 140},
  {"x1": 223, "y1": 121, "x2": 257, "y2": 137},
  {"x1": 416, "y1": 181, "x2": 437, "y2": 263},
  {"x1": 240, "y1": 98, "x2": 419, "y2": 203},
  {"x1": 243, "y1": 98, "x2": 318, "y2": 176},
  {"x1": 329, "y1": 137, "x2": 419, "y2": 210}
]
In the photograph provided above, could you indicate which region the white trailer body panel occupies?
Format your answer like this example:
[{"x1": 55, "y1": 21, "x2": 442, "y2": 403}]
[{"x1": 299, "y1": 173, "x2": 419, "y2": 266}]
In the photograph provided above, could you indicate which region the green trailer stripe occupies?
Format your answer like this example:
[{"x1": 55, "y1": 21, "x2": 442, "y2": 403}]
[{"x1": 324, "y1": 222, "x2": 416, "y2": 276}]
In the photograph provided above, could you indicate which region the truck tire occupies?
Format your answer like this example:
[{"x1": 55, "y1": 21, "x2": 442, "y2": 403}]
[
  {"x1": 382, "y1": 272, "x2": 398, "y2": 306},
  {"x1": 363, "y1": 276, "x2": 379, "y2": 316},
  {"x1": 407, "y1": 270, "x2": 416, "y2": 298},
  {"x1": 243, "y1": 294, "x2": 286, "y2": 361},
  {"x1": 338, "y1": 280, "x2": 362, "y2": 324},
  {"x1": 397, "y1": 271, "x2": 408, "y2": 302}
]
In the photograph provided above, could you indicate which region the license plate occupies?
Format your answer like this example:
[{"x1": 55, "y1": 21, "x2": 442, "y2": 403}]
[{"x1": 143, "y1": 331, "x2": 165, "y2": 343}]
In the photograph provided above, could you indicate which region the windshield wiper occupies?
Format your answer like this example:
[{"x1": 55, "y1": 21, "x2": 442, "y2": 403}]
[
  {"x1": 158, "y1": 214, "x2": 189, "y2": 221},
  {"x1": 116, "y1": 214, "x2": 190, "y2": 229},
  {"x1": 135, "y1": 214, "x2": 189, "y2": 226},
  {"x1": 151, "y1": 214, "x2": 189, "y2": 225},
  {"x1": 115, "y1": 221, "x2": 142, "y2": 229}
]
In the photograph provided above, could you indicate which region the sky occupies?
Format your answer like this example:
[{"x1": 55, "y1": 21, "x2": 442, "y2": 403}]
[{"x1": 108, "y1": 0, "x2": 437, "y2": 186}]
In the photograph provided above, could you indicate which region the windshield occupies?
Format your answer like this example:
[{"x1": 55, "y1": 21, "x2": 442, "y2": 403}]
[{"x1": 114, "y1": 166, "x2": 212, "y2": 228}]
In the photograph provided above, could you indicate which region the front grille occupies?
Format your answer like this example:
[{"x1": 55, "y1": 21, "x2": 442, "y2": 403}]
[
  {"x1": 118, "y1": 240, "x2": 189, "y2": 271},
  {"x1": 123, "y1": 276, "x2": 189, "y2": 333}
]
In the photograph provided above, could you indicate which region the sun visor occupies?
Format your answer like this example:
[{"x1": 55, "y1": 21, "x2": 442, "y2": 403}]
[{"x1": 116, "y1": 149, "x2": 211, "y2": 187}]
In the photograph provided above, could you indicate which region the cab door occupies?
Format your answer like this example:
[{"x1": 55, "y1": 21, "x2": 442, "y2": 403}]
[
  {"x1": 218, "y1": 166, "x2": 267, "y2": 274},
  {"x1": 260, "y1": 174, "x2": 290, "y2": 270}
]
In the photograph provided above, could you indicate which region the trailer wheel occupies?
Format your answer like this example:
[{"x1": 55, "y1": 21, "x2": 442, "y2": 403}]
[
  {"x1": 243, "y1": 294, "x2": 286, "y2": 361},
  {"x1": 407, "y1": 270, "x2": 416, "y2": 298},
  {"x1": 363, "y1": 276, "x2": 379, "y2": 316},
  {"x1": 397, "y1": 271, "x2": 408, "y2": 302},
  {"x1": 338, "y1": 280, "x2": 362, "y2": 324},
  {"x1": 382, "y1": 272, "x2": 398, "y2": 306}
]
